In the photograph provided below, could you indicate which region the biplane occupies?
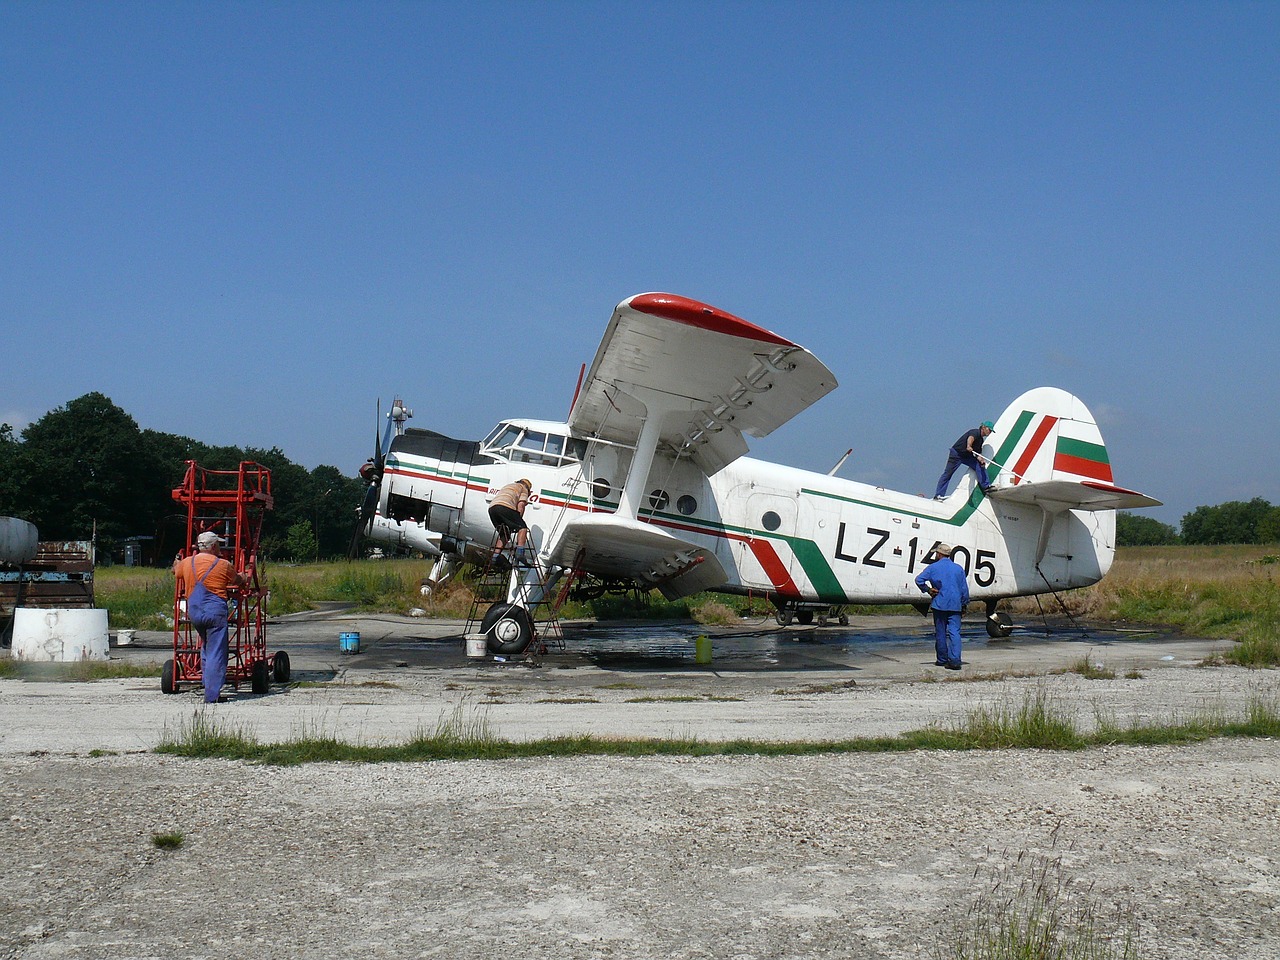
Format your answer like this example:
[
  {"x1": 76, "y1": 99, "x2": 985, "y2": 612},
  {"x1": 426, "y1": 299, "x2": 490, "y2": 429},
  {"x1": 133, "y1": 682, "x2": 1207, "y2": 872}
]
[{"x1": 353, "y1": 293, "x2": 1160, "y2": 653}]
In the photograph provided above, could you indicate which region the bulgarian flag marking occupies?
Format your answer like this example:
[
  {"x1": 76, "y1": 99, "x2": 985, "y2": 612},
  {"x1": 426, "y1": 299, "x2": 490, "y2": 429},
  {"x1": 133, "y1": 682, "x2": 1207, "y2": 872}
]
[{"x1": 1054, "y1": 437, "x2": 1113, "y2": 482}]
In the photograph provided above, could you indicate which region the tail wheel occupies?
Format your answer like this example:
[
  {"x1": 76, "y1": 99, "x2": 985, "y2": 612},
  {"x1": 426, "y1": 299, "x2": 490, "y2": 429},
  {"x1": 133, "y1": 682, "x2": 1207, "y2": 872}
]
[
  {"x1": 986, "y1": 611, "x2": 1014, "y2": 639},
  {"x1": 161, "y1": 659, "x2": 179, "y2": 695},
  {"x1": 251, "y1": 658, "x2": 271, "y2": 694},
  {"x1": 481, "y1": 603, "x2": 533, "y2": 655},
  {"x1": 272, "y1": 650, "x2": 291, "y2": 683}
]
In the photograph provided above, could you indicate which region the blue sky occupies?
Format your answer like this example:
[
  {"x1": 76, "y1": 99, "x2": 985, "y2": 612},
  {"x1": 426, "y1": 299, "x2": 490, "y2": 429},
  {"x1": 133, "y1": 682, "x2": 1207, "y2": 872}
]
[{"x1": 3, "y1": 1, "x2": 1276, "y2": 529}]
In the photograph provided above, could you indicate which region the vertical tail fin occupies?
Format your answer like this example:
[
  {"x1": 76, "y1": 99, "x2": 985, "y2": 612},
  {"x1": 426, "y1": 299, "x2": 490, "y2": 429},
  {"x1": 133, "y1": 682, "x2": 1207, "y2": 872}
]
[{"x1": 986, "y1": 387, "x2": 1114, "y2": 488}]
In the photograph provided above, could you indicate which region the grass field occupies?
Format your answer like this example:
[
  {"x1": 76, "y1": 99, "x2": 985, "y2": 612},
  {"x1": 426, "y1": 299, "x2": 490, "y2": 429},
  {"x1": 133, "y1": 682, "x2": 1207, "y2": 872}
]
[{"x1": 94, "y1": 545, "x2": 1280, "y2": 666}]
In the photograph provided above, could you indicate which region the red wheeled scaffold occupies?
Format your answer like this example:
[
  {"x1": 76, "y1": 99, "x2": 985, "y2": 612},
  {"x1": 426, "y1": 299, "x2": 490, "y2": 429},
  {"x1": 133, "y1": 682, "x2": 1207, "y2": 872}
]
[{"x1": 162, "y1": 460, "x2": 289, "y2": 696}]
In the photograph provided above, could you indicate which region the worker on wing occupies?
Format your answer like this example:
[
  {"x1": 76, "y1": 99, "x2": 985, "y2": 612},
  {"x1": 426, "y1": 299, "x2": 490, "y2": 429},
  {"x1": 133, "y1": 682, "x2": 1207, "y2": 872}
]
[{"x1": 174, "y1": 531, "x2": 248, "y2": 703}]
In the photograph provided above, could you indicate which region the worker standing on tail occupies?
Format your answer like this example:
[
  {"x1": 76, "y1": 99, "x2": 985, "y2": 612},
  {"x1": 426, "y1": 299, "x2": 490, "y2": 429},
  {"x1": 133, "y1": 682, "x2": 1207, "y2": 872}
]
[
  {"x1": 174, "y1": 531, "x2": 246, "y2": 703},
  {"x1": 915, "y1": 544, "x2": 970, "y2": 670},
  {"x1": 934, "y1": 420, "x2": 995, "y2": 499}
]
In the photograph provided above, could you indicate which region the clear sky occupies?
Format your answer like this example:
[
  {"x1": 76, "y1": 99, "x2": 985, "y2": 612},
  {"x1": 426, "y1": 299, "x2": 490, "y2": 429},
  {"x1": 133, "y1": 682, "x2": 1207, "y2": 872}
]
[{"x1": 3, "y1": 1, "x2": 1276, "y2": 529}]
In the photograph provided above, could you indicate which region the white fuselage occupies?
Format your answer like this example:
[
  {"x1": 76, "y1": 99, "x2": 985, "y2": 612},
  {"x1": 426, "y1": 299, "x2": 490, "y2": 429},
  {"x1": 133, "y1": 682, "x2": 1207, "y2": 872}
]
[{"x1": 369, "y1": 419, "x2": 1114, "y2": 605}]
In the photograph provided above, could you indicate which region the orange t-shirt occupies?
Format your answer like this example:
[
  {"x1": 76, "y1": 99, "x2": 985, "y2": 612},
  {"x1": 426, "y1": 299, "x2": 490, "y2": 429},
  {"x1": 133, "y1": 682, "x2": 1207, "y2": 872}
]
[{"x1": 174, "y1": 553, "x2": 238, "y2": 599}]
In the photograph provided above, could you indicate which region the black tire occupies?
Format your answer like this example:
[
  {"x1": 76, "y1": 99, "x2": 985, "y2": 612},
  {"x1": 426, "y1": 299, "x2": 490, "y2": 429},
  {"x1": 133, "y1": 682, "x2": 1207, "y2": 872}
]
[
  {"x1": 838, "y1": 612, "x2": 849, "y2": 626},
  {"x1": 251, "y1": 658, "x2": 271, "y2": 694},
  {"x1": 161, "y1": 659, "x2": 179, "y2": 695},
  {"x1": 986, "y1": 611, "x2": 1014, "y2": 639},
  {"x1": 796, "y1": 610, "x2": 814, "y2": 626},
  {"x1": 481, "y1": 603, "x2": 533, "y2": 655},
  {"x1": 272, "y1": 650, "x2": 291, "y2": 683},
  {"x1": 775, "y1": 609, "x2": 792, "y2": 626}
]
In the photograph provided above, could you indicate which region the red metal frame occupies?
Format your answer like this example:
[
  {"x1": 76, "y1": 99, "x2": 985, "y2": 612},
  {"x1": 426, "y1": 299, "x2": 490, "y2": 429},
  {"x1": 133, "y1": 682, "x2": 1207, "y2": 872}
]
[{"x1": 169, "y1": 461, "x2": 273, "y2": 692}]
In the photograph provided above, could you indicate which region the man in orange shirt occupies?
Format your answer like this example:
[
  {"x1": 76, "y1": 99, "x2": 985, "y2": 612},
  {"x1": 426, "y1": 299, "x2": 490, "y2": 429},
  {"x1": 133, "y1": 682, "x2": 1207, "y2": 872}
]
[{"x1": 174, "y1": 531, "x2": 246, "y2": 703}]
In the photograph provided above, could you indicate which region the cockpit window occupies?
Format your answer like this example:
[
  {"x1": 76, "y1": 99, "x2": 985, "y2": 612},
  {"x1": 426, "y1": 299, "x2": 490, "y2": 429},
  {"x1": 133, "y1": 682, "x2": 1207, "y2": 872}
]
[
  {"x1": 483, "y1": 423, "x2": 522, "y2": 452},
  {"x1": 481, "y1": 422, "x2": 588, "y2": 468}
]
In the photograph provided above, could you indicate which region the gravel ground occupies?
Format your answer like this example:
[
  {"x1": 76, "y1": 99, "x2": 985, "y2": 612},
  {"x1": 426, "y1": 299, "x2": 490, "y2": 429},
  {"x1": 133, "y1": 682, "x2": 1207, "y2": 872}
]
[{"x1": 1, "y1": 619, "x2": 1277, "y2": 959}]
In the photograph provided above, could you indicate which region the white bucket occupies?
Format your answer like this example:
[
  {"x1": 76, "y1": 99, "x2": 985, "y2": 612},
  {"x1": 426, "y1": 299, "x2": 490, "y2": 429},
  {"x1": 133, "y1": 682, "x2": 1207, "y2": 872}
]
[
  {"x1": 116, "y1": 629, "x2": 136, "y2": 646},
  {"x1": 464, "y1": 634, "x2": 487, "y2": 659},
  {"x1": 12, "y1": 608, "x2": 110, "y2": 662}
]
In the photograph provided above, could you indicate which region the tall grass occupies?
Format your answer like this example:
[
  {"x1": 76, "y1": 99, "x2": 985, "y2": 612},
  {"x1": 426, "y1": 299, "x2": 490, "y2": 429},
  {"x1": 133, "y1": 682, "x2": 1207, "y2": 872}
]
[
  {"x1": 942, "y1": 850, "x2": 1139, "y2": 960},
  {"x1": 1010, "y1": 545, "x2": 1280, "y2": 667},
  {"x1": 154, "y1": 686, "x2": 1280, "y2": 765}
]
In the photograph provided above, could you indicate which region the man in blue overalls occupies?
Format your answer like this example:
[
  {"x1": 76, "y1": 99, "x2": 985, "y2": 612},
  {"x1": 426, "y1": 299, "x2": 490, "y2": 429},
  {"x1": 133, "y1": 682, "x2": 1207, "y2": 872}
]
[
  {"x1": 915, "y1": 544, "x2": 970, "y2": 670},
  {"x1": 934, "y1": 420, "x2": 995, "y2": 500},
  {"x1": 174, "y1": 531, "x2": 245, "y2": 703}
]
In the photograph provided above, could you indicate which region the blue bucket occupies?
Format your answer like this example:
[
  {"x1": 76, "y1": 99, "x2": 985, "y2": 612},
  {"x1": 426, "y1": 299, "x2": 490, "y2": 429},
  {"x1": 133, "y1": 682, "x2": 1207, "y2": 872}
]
[{"x1": 339, "y1": 631, "x2": 361, "y2": 654}]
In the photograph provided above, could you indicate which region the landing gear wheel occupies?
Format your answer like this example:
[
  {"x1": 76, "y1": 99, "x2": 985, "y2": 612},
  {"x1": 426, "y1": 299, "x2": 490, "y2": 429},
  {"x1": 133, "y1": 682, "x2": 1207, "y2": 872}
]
[
  {"x1": 481, "y1": 603, "x2": 533, "y2": 655},
  {"x1": 796, "y1": 610, "x2": 814, "y2": 625},
  {"x1": 838, "y1": 613, "x2": 849, "y2": 626},
  {"x1": 161, "y1": 658, "x2": 179, "y2": 695},
  {"x1": 251, "y1": 658, "x2": 271, "y2": 694},
  {"x1": 986, "y1": 611, "x2": 1014, "y2": 639},
  {"x1": 272, "y1": 650, "x2": 291, "y2": 683},
  {"x1": 775, "y1": 608, "x2": 792, "y2": 626}
]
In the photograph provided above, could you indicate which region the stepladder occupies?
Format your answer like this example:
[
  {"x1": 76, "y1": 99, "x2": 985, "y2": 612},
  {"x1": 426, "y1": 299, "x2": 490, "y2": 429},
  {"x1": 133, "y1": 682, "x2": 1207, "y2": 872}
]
[{"x1": 464, "y1": 528, "x2": 566, "y2": 661}]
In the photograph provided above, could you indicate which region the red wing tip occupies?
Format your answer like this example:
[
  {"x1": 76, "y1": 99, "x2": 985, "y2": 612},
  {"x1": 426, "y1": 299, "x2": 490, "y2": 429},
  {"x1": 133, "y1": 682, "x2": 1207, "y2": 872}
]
[
  {"x1": 1081, "y1": 480, "x2": 1145, "y2": 496},
  {"x1": 626, "y1": 293, "x2": 795, "y2": 347}
]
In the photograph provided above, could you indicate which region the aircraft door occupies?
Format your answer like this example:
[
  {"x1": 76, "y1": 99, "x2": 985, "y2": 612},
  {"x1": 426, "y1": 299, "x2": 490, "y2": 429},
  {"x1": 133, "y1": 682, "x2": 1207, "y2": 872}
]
[{"x1": 732, "y1": 490, "x2": 799, "y2": 591}]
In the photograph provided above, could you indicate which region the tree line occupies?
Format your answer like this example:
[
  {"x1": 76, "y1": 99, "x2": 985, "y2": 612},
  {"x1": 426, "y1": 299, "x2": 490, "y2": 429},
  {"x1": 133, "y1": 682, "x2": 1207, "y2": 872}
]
[
  {"x1": 0, "y1": 392, "x2": 366, "y2": 563},
  {"x1": 1117, "y1": 499, "x2": 1280, "y2": 546}
]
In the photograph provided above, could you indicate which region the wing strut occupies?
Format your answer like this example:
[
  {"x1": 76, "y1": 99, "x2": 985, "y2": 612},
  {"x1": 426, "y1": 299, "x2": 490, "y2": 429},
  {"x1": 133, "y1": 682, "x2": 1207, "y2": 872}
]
[{"x1": 616, "y1": 386, "x2": 698, "y2": 519}]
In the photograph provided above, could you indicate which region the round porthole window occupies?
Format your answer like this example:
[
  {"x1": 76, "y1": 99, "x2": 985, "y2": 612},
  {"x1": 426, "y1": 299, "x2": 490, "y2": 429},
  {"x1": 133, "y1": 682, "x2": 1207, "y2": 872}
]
[
  {"x1": 676, "y1": 495, "x2": 698, "y2": 516},
  {"x1": 592, "y1": 478, "x2": 612, "y2": 502},
  {"x1": 762, "y1": 511, "x2": 782, "y2": 532},
  {"x1": 647, "y1": 489, "x2": 670, "y2": 511}
]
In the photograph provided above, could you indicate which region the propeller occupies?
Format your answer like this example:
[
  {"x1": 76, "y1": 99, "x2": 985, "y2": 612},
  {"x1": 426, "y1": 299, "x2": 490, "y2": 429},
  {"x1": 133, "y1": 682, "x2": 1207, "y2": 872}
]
[{"x1": 348, "y1": 398, "x2": 412, "y2": 559}]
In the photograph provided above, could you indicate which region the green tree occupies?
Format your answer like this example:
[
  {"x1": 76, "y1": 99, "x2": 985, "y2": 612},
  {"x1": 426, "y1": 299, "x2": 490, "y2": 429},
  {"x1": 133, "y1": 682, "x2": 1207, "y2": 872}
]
[
  {"x1": 1258, "y1": 507, "x2": 1280, "y2": 545},
  {"x1": 1115, "y1": 512, "x2": 1180, "y2": 546},
  {"x1": 1, "y1": 394, "x2": 368, "y2": 564},
  {"x1": 1181, "y1": 498, "x2": 1275, "y2": 545},
  {"x1": 283, "y1": 520, "x2": 318, "y2": 561},
  {"x1": 5, "y1": 393, "x2": 167, "y2": 546}
]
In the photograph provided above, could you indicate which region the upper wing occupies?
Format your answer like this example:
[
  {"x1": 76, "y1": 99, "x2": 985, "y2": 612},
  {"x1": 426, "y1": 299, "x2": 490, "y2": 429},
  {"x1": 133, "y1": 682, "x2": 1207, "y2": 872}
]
[
  {"x1": 546, "y1": 513, "x2": 728, "y2": 601},
  {"x1": 567, "y1": 293, "x2": 837, "y2": 475}
]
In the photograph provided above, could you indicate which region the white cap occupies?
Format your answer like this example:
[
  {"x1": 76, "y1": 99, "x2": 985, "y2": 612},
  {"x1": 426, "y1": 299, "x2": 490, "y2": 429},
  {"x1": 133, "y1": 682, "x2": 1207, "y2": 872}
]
[{"x1": 197, "y1": 531, "x2": 221, "y2": 549}]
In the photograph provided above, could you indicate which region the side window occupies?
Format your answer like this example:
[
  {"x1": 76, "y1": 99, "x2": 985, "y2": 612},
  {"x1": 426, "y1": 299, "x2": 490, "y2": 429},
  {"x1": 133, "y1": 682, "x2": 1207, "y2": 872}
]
[
  {"x1": 676, "y1": 495, "x2": 698, "y2": 516},
  {"x1": 647, "y1": 489, "x2": 670, "y2": 511}
]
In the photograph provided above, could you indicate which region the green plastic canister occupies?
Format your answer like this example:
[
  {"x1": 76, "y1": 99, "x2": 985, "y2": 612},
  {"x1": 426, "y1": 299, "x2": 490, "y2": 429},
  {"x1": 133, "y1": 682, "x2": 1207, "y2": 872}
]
[{"x1": 694, "y1": 635, "x2": 713, "y2": 664}]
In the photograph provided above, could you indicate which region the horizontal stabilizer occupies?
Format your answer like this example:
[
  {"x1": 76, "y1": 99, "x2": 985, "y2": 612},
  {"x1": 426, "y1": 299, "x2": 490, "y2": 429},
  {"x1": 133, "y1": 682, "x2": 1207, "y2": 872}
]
[
  {"x1": 990, "y1": 480, "x2": 1162, "y2": 511},
  {"x1": 546, "y1": 513, "x2": 727, "y2": 600}
]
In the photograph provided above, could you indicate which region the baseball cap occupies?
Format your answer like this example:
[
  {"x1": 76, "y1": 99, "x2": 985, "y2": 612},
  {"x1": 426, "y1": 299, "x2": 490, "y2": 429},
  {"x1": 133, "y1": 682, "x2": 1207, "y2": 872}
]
[
  {"x1": 197, "y1": 531, "x2": 222, "y2": 549},
  {"x1": 981, "y1": 420, "x2": 995, "y2": 431}
]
